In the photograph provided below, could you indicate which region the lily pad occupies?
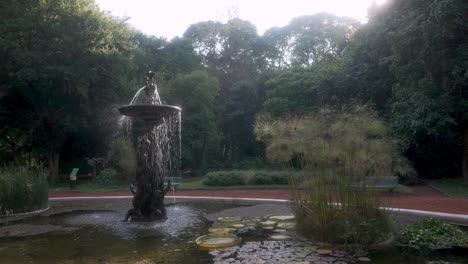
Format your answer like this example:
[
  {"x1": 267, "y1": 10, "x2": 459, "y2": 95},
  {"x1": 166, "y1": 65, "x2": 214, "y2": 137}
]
[
  {"x1": 195, "y1": 234, "x2": 241, "y2": 248},
  {"x1": 259, "y1": 220, "x2": 277, "y2": 226},
  {"x1": 217, "y1": 216, "x2": 242, "y2": 223},
  {"x1": 276, "y1": 222, "x2": 296, "y2": 230},
  {"x1": 269, "y1": 234, "x2": 292, "y2": 240},
  {"x1": 317, "y1": 249, "x2": 332, "y2": 255},
  {"x1": 230, "y1": 224, "x2": 245, "y2": 229},
  {"x1": 273, "y1": 229, "x2": 287, "y2": 233},
  {"x1": 208, "y1": 227, "x2": 236, "y2": 234},
  {"x1": 268, "y1": 215, "x2": 295, "y2": 221}
]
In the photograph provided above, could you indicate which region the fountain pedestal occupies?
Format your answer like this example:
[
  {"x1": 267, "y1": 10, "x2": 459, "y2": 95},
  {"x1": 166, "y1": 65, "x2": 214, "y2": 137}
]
[{"x1": 119, "y1": 104, "x2": 181, "y2": 222}]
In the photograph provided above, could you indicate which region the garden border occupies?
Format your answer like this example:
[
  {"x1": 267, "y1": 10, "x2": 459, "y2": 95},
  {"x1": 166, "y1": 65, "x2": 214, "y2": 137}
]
[
  {"x1": 2, "y1": 206, "x2": 50, "y2": 217},
  {"x1": 48, "y1": 196, "x2": 468, "y2": 226}
]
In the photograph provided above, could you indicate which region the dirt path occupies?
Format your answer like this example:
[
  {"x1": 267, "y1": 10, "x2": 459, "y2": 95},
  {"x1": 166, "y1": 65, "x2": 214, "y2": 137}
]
[{"x1": 49, "y1": 185, "x2": 468, "y2": 215}]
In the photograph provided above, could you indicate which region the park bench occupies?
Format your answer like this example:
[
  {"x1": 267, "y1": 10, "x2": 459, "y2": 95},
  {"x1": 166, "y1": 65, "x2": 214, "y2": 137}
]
[
  {"x1": 163, "y1": 177, "x2": 182, "y2": 189},
  {"x1": 353, "y1": 176, "x2": 398, "y2": 191}
]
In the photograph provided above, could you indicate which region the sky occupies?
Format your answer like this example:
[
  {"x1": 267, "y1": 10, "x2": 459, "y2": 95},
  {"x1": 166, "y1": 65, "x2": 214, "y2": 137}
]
[{"x1": 95, "y1": 0, "x2": 387, "y2": 40}]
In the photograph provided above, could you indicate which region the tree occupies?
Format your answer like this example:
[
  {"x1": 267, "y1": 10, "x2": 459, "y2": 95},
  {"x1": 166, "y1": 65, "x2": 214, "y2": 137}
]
[
  {"x1": 128, "y1": 33, "x2": 200, "y2": 86},
  {"x1": 384, "y1": 0, "x2": 468, "y2": 181},
  {"x1": 261, "y1": 62, "x2": 344, "y2": 118},
  {"x1": 263, "y1": 13, "x2": 359, "y2": 68},
  {"x1": 164, "y1": 71, "x2": 219, "y2": 175},
  {"x1": 0, "y1": 0, "x2": 133, "y2": 179},
  {"x1": 184, "y1": 19, "x2": 267, "y2": 165}
]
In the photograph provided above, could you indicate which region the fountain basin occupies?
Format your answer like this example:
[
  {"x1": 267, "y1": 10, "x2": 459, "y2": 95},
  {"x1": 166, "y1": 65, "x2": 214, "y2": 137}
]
[
  {"x1": 119, "y1": 104, "x2": 181, "y2": 120},
  {"x1": 1, "y1": 198, "x2": 467, "y2": 264}
]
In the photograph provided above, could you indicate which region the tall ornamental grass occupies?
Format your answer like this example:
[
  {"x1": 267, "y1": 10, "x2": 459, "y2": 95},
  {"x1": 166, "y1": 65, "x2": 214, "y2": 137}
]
[
  {"x1": 256, "y1": 106, "x2": 399, "y2": 245},
  {"x1": 0, "y1": 167, "x2": 48, "y2": 215}
]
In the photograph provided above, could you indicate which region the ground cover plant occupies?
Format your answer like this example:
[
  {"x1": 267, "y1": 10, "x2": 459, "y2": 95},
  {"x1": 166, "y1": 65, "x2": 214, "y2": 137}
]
[
  {"x1": 0, "y1": 167, "x2": 48, "y2": 215},
  {"x1": 398, "y1": 218, "x2": 466, "y2": 253}
]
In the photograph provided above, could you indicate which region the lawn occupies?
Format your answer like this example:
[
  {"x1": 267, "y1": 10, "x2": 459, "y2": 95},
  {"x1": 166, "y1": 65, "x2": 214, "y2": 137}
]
[
  {"x1": 49, "y1": 176, "x2": 290, "y2": 192},
  {"x1": 49, "y1": 178, "x2": 128, "y2": 192},
  {"x1": 429, "y1": 178, "x2": 468, "y2": 198}
]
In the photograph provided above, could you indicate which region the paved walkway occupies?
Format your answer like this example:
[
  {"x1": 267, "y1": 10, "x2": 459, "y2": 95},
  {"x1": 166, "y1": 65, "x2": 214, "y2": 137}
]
[{"x1": 49, "y1": 185, "x2": 468, "y2": 215}]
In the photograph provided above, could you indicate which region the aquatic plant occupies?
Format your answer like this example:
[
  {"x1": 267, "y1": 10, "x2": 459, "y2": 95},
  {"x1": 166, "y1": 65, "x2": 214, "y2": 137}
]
[{"x1": 256, "y1": 106, "x2": 397, "y2": 245}]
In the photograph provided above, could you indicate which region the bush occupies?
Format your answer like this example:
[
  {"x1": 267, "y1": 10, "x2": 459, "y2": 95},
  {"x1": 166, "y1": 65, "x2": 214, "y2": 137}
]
[
  {"x1": 202, "y1": 171, "x2": 244, "y2": 186},
  {"x1": 398, "y1": 218, "x2": 466, "y2": 253},
  {"x1": 96, "y1": 168, "x2": 120, "y2": 184},
  {"x1": 395, "y1": 159, "x2": 418, "y2": 185},
  {"x1": 107, "y1": 137, "x2": 136, "y2": 181},
  {"x1": 0, "y1": 167, "x2": 48, "y2": 215},
  {"x1": 202, "y1": 170, "x2": 296, "y2": 186}
]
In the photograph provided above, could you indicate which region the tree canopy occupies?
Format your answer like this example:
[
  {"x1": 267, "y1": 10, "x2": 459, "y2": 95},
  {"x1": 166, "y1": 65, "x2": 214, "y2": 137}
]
[{"x1": 1, "y1": 0, "x2": 467, "y2": 182}]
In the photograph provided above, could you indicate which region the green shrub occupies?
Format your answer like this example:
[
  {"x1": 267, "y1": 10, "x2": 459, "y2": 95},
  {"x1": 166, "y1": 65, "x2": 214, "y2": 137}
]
[
  {"x1": 203, "y1": 171, "x2": 244, "y2": 186},
  {"x1": 398, "y1": 218, "x2": 466, "y2": 253},
  {"x1": 202, "y1": 170, "x2": 296, "y2": 186},
  {"x1": 0, "y1": 167, "x2": 48, "y2": 215},
  {"x1": 96, "y1": 168, "x2": 120, "y2": 184},
  {"x1": 395, "y1": 159, "x2": 418, "y2": 185},
  {"x1": 107, "y1": 137, "x2": 136, "y2": 181}
]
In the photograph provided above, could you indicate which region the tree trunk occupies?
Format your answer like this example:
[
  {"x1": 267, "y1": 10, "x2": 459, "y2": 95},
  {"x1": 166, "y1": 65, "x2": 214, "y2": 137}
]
[
  {"x1": 463, "y1": 122, "x2": 468, "y2": 185},
  {"x1": 47, "y1": 152, "x2": 60, "y2": 181}
]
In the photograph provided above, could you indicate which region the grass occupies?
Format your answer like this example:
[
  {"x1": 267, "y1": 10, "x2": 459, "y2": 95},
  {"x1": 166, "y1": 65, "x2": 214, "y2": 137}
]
[
  {"x1": 50, "y1": 178, "x2": 128, "y2": 192},
  {"x1": 0, "y1": 167, "x2": 49, "y2": 215},
  {"x1": 429, "y1": 178, "x2": 468, "y2": 198},
  {"x1": 49, "y1": 176, "x2": 290, "y2": 192}
]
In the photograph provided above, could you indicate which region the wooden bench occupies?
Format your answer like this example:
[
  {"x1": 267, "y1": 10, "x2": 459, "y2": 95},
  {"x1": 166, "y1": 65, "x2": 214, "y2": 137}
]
[
  {"x1": 163, "y1": 177, "x2": 182, "y2": 188},
  {"x1": 353, "y1": 176, "x2": 398, "y2": 191}
]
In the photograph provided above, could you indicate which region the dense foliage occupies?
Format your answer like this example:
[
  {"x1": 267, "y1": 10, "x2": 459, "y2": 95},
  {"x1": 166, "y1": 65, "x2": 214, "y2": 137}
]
[
  {"x1": 0, "y1": 167, "x2": 48, "y2": 215},
  {"x1": 0, "y1": 0, "x2": 466, "y2": 183},
  {"x1": 398, "y1": 218, "x2": 466, "y2": 253},
  {"x1": 202, "y1": 170, "x2": 298, "y2": 186}
]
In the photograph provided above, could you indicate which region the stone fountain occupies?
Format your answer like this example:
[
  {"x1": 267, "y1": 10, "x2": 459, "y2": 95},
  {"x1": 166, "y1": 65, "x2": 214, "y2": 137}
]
[{"x1": 119, "y1": 71, "x2": 181, "y2": 222}]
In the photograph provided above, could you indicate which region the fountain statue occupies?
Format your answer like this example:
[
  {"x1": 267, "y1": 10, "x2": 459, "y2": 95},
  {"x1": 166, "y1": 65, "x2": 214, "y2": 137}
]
[{"x1": 119, "y1": 71, "x2": 181, "y2": 222}]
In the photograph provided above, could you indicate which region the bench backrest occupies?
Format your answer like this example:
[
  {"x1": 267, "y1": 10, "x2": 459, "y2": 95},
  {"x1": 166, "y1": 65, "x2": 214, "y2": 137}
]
[
  {"x1": 163, "y1": 177, "x2": 182, "y2": 186},
  {"x1": 364, "y1": 176, "x2": 398, "y2": 187}
]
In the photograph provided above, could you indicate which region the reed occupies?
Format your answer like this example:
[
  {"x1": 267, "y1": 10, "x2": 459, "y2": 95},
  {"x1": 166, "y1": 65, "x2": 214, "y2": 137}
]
[{"x1": 256, "y1": 106, "x2": 397, "y2": 245}]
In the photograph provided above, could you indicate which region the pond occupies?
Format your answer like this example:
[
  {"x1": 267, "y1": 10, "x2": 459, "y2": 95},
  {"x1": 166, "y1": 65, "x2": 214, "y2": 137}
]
[{"x1": 0, "y1": 198, "x2": 466, "y2": 264}]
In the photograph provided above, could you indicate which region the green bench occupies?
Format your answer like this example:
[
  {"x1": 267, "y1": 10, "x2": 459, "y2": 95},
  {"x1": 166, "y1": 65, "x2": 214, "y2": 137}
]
[
  {"x1": 353, "y1": 176, "x2": 398, "y2": 191},
  {"x1": 163, "y1": 177, "x2": 182, "y2": 188}
]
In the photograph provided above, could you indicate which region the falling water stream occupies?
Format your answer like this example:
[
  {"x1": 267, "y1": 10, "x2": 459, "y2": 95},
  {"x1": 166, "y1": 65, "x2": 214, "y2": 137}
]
[{"x1": 119, "y1": 72, "x2": 181, "y2": 221}]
